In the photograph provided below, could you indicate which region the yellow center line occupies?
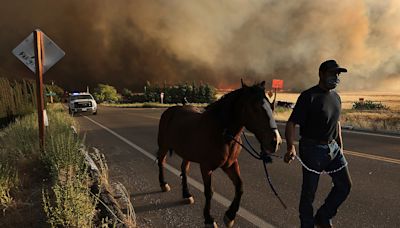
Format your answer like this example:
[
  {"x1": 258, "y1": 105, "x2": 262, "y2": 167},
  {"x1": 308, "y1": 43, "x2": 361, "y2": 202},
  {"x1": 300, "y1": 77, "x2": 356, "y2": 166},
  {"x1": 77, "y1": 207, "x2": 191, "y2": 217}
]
[
  {"x1": 120, "y1": 112, "x2": 400, "y2": 165},
  {"x1": 243, "y1": 132, "x2": 400, "y2": 165},
  {"x1": 343, "y1": 150, "x2": 400, "y2": 165}
]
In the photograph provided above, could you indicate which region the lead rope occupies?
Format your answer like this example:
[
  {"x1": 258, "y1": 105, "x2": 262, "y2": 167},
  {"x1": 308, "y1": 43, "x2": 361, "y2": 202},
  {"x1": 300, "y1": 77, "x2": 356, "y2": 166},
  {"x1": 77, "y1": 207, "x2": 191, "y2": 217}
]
[
  {"x1": 227, "y1": 132, "x2": 287, "y2": 209},
  {"x1": 294, "y1": 155, "x2": 348, "y2": 175},
  {"x1": 241, "y1": 131, "x2": 348, "y2": 175}
]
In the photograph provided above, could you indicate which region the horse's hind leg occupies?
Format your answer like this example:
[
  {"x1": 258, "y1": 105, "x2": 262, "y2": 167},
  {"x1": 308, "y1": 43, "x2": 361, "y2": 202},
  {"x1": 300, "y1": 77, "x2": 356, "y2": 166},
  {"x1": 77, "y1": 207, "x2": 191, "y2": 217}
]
[
  {"x1": 181, "y1": 160, "x2": 194, "y2": 204},
  {"x1": 222, "y1": 161, "x2": 243, "y2": 228},
  {"x1": 157, "y1": 148, "x2": 170, "y2": 192},
  {"x1": 200, "y1": 165, "x2": 217, "y2": 227}
]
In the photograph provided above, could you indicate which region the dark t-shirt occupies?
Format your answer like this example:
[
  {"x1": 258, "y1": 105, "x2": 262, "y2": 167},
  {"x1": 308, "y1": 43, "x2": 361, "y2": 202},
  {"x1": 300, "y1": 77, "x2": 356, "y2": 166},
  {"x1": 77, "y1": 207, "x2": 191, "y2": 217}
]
[{"x1": 289, "y1": 85, "x2": 341, "y2": 141}]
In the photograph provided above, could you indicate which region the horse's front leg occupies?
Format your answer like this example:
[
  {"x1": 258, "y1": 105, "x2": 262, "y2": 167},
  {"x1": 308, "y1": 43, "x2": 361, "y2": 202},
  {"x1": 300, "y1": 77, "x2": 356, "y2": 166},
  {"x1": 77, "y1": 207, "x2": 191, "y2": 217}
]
[
  {"x1": 222, "y1": 161, "x2": 243, "y2": 228},
  {"x1": 200, "y1": 165, "x2": 217, "y2": 228},
  {"x1": 181, "y1": 159, "x2": 194, "y2": 204}
]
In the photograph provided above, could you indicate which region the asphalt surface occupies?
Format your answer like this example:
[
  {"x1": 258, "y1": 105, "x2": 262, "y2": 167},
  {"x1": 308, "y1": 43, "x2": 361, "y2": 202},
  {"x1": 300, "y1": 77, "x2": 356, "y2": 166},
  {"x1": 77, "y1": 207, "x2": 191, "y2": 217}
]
[{"x1": 74, "y1": 106, "x2": 400, "y2": 228}]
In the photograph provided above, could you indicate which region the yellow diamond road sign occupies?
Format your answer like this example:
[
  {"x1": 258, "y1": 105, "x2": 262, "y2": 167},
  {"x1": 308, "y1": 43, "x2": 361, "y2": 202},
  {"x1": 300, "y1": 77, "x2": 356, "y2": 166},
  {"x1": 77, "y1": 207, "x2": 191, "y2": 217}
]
[{"x1": 12, "y1": 30, "x2": 65, "y2": 74}]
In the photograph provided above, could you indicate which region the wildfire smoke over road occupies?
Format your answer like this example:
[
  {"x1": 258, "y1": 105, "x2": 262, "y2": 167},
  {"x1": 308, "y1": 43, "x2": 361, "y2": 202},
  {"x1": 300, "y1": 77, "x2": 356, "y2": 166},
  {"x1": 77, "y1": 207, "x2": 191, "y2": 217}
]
[{"x1": 1, "y1": 0, "x2": 400, "y2": 92}]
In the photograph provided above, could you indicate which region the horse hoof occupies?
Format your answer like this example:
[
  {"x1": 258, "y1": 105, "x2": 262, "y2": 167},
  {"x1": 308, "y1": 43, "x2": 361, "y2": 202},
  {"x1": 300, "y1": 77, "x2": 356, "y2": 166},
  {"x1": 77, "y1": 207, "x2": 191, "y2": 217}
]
[
  {"x1": 161, "y1": 183, "x2": 171, "y2": 192},
  {"x1": 223, "y1": 214, "x2": 235, "y2": 228},
  {"x1": 184, "y1": 196, "x2": 194, "y2": 204},
  {"x1": 205, "y1": 222, "x2": 218, "y2": 228}
]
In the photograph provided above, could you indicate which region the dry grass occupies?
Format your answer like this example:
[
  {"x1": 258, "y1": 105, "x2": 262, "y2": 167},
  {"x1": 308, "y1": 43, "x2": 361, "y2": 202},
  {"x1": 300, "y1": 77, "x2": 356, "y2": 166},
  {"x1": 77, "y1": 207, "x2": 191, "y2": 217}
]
[
  {"x1": 339, "y1": 92, "x2": 400, "y2": 111},
  {"x1": 279, "y1": 92, "x2": 400, "y2": 132},
  {"x1": 341, "y1": 110, "x2": 400, "y2": 132},
  {"x1": 270, "y1": 91, "x2": 400, "y2": 111},
  {"x1": 219, "y1": 91, "x2": 400, "y2": 132}
]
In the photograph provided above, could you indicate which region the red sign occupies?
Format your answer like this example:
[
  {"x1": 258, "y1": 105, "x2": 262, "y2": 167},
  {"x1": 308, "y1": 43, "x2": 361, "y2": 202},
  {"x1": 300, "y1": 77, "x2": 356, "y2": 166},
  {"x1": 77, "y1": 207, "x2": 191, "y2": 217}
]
[{"x1": 272, "y1": 79, "x2": 284, "y2": 89}]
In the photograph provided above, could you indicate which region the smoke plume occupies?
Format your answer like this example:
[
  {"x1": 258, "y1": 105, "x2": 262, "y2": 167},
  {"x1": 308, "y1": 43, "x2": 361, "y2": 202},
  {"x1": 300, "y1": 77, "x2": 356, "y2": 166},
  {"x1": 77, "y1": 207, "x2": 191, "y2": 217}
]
[{"x1": 0, "y1": 0, "x2": 399, "y2": 92}]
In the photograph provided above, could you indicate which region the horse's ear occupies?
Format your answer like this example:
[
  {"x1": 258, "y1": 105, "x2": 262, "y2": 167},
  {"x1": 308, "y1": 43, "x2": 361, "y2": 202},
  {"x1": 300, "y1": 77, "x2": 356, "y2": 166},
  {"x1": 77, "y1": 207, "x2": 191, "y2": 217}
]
[
  {"x1": 259, "y1": 81, "x2": 266, "y2": 89},
  {"x1": 241, "y1": 78, "x2": 248, "y2": 88}
]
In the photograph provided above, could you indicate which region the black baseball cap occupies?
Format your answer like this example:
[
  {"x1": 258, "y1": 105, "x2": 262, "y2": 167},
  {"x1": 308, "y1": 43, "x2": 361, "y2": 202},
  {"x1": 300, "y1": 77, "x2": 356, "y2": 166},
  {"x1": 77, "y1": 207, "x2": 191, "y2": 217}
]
[{"x1": 319, "y1": 60, "x2": 347, "y2": 73}]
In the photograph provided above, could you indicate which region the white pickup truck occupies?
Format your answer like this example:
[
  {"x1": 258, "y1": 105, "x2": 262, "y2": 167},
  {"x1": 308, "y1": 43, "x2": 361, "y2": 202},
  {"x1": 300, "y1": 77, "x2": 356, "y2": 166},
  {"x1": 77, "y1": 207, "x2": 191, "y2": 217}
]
[{"x1": 68, "y1": 92, "x2": 97, "y2": 115}]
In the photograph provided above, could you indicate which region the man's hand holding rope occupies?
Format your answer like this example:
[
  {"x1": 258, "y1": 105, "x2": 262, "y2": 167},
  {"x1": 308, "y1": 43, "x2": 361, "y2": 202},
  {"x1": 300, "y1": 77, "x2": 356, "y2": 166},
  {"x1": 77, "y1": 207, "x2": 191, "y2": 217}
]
[{"x1": 284, "y1": 145, "x2": 296, "y2": 163}]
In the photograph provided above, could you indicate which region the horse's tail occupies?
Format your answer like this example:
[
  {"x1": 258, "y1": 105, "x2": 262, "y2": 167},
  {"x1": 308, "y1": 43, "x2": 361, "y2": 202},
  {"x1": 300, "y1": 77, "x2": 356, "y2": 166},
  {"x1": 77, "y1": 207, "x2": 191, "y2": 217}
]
[{"x1": 157, "y1": 107, "x2": 178, "y2": 151}]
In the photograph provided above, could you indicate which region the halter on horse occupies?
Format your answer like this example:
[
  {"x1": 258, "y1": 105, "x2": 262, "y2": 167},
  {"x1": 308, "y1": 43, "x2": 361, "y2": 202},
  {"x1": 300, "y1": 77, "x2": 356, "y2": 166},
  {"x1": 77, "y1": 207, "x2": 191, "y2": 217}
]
[{"x1": 157, "y1": 80, "x2": 282, "y2": 227}]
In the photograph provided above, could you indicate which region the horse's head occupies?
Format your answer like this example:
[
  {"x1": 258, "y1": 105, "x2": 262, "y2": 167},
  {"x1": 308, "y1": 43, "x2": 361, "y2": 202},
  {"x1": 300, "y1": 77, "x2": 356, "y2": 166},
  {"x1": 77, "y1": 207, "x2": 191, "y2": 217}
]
[{"x1": 237, "y1": 80, "x2": 282, "y2": 154}]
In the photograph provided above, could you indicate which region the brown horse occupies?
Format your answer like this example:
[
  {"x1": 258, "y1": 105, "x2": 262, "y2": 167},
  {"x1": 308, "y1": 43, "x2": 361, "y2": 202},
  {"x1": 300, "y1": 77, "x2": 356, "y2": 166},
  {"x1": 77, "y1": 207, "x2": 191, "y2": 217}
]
[{"x1": 157, "y1": 81, "x2": 282, "y2": 227}]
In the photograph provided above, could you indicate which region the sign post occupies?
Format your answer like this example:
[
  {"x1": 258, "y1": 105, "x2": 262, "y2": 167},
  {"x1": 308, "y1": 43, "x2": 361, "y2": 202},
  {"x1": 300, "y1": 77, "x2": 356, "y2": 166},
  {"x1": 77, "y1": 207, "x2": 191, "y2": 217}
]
[
  {"x1": 46, "y1": 92, "x2": 56, "y2": 103},
  {"x1": 34, "y1": 30, "x2": 45, "y2": 151},
  {"x1": 160, "y1": 92, "x2": 164, "y2": 104},
  {"x1": 13, "y1": 29, "x2": 65, "y2": 152},
  {"x1": 271, "y1": 79, "x2": 284, "y2": 110}
]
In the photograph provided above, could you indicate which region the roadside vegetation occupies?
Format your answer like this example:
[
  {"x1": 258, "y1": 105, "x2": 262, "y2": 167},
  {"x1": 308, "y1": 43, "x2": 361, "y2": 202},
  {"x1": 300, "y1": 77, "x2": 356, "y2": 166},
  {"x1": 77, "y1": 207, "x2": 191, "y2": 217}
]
[
  {"x1": 1, "y1": 103, "x2": 136, "y2": 227},
  {"x1": 0, "y1": 77, "x2": 134, "y2": 227},
  {"x1": 41, "y1": 105, "x2": 98, "y2": 227},
  {"x1": 0, "y1": 77, "x2": 65, "y2": 127},
  {"x1": 0, "y1": 104, "x2": 98, "y2": 227},
  {"x1": 0, "y1": 78, "x2": 37, "y2": 128},
  {"x1": 341, "y1": 109, "x2": 400, "y2": 132}
]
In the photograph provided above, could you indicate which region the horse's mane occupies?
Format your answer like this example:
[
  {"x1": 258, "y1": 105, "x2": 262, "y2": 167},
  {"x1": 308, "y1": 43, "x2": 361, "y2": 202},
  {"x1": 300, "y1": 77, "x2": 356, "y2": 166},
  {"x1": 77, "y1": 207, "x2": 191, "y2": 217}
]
[
  {"x1": 204, "y1": 84, "x2": 267, "y2": 129},
  {"x1": 205, "y1": 83, "x2": 267, "y2": 113},
  {"x1": 204, "y1": 87, "x2": 245, "y2": 114}
]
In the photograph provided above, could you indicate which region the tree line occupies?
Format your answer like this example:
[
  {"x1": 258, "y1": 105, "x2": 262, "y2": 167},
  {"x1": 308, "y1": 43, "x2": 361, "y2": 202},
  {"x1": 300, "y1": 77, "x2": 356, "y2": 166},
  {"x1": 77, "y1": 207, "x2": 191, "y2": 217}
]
[{"x1": 93, "y1": 81, "x2": 217, "y2": 104}]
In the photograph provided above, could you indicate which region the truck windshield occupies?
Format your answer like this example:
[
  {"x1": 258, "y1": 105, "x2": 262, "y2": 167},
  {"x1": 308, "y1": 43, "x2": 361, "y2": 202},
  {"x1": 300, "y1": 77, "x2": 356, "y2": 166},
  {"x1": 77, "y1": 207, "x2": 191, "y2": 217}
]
[{"x1": 70, "y1": 95, "x2": 93, "y2": 100}]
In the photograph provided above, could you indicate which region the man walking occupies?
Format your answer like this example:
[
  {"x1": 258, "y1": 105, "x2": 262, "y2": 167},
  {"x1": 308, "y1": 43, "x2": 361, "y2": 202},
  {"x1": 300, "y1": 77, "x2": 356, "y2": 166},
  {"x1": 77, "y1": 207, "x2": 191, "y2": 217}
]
[{"x1": 284, "y1": 60, "x2": 352, "y2": 228}]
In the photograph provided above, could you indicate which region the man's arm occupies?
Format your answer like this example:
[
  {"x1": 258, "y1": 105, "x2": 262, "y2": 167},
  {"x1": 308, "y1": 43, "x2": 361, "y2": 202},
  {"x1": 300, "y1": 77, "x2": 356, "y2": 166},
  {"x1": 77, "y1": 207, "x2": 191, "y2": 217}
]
[
  {"x1": 336, "y1": 121, "x2": 343, "y2": 151},
  {"x1": 284, "y1": 121, "x2": 297, "y2": 163}
]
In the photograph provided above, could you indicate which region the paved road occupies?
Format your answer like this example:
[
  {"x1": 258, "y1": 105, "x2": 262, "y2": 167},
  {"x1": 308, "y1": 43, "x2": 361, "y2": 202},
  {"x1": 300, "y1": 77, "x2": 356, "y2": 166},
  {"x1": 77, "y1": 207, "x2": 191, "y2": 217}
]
[{"x1": 75, "y1": 106, "x2": 400, "y2": 227}]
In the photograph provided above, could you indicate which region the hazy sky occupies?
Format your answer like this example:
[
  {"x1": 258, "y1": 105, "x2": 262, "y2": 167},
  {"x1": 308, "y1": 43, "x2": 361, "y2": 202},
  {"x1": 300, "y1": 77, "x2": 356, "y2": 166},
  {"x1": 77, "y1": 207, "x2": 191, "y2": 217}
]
[{"x1": 1, "y1": 0, "x2": 399, "y2": 92}]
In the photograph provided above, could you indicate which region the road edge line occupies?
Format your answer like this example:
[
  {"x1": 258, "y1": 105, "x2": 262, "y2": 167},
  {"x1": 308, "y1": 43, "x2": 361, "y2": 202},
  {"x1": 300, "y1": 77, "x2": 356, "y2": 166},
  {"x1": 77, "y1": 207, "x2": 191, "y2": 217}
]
[{"x1": 83, "y1": 115, "x2": 275, "y2": 228}]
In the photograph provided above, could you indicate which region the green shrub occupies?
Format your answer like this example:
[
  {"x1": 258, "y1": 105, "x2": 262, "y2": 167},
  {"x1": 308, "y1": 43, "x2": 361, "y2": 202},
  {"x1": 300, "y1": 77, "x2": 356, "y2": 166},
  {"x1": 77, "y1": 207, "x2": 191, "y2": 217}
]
[
  {"x1": 352, "y1": 100, "x2": 389, "y2": 110},
  {"x1": 43, "y1": 132, "x2": 84, "y2": 180},
  {"x1": 93, "y1": 84, "x2": 122, "y2": 103},
  {"x1": 42, "y1": 170, "x2": 97, "y2": 228}
]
